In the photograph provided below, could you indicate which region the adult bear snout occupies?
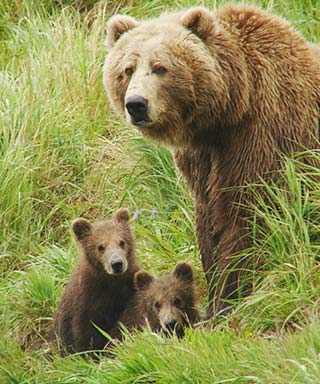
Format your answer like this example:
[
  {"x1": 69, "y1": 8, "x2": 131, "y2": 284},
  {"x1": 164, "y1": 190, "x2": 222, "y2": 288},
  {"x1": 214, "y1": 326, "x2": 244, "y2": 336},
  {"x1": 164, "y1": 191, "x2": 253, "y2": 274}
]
[{"x1": 125, "y1": 95, "x2": 148, "y2": 122}]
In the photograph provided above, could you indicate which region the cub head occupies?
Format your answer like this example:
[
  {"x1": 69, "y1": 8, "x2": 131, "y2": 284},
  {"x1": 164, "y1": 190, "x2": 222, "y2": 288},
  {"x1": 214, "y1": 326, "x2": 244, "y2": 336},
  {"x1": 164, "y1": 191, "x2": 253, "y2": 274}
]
[
  {"x1": 72, "y1": 208, "x2": 136, "y2": 276},
  {"x1": 103, "y1": 7, "x2": 234, "y2": 148},
  {"x1": 134, "y1": 262, "x2": 199, "y2": 337}
]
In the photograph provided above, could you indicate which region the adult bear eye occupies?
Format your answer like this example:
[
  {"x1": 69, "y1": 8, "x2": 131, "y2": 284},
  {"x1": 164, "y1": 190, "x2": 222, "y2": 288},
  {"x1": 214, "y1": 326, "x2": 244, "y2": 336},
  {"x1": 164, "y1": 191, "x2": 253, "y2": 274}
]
[
  {"x1": 154, "y1": 301, "x2": 161, "y2": 311},
  {"x1": 119, "y1": 240, "x2": 125, "y2": 249},
  {"x1": 97, "y1": 244, "x2": 105, "y2": 252},
  {"x1": 152, "y1": 65, "x2": 167, "y2": 75},
  {"x1": 125, "y1": 67, "x2": 134, "y2": 77}
]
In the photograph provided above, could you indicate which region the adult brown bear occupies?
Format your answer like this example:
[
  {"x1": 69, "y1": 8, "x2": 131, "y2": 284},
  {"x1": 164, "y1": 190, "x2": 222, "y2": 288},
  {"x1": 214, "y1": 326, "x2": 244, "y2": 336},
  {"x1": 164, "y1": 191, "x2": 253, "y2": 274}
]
[{"x1": 103, "y1": 5, "x2": 320, "y2": 316}]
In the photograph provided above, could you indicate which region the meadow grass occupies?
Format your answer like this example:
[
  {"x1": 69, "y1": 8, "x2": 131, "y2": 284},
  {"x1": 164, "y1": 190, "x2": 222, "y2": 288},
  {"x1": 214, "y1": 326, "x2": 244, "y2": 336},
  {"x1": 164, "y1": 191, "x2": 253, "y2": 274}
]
[{"x1": 0, "y1": 0, "x2": 319, "y2": 383}]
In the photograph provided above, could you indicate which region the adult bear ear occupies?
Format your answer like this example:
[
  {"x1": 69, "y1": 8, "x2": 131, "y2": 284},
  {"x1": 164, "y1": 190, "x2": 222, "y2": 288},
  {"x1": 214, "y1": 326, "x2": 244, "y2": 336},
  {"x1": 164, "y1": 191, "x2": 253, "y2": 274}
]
[
  {"x1": 106, "y1": 14, "x2": 139, "y2": 48},
  {"x1": 134, "y1": 271, "x2": 154, "y2": 290},
  {"x1": 114, "y1": 208, "x2": 130, "y2": 223},
  {"x1": 72, "y1": 218, "x2": 92, "y2": 240},
  {"x1": 181, "y1": 7, "x2": 216, "y2": 41},
  {"x1": 174, "y1": 262, "x2": 194, "y2": 283}
]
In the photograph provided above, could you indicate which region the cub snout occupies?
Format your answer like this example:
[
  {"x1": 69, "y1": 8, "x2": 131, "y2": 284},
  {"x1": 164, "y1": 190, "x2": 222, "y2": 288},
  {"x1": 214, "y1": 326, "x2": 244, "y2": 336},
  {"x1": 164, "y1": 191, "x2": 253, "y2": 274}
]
[
  {"x1": 111, "y1": 258, "x2": 124, "y2": 274},
  {"x1": 163, "y1": 318, "x2": 177, "y2": 332}
]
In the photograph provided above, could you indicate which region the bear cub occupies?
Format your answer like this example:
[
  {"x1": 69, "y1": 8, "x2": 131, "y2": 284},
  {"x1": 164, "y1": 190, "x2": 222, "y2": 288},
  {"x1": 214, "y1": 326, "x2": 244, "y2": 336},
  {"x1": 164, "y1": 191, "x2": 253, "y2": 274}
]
[
  {"x1": 109, "y1": 262, "x2": 200, "y2": 340},
  {"x1": 54, "y1": 208, "x2": 139, "y2": 354}
]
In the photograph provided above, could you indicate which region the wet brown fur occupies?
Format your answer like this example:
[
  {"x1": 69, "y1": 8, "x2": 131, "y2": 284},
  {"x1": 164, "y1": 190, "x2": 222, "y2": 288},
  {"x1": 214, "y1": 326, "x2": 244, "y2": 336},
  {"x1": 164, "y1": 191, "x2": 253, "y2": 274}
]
[
  {"x1": 104, "y1": 5, "x2": 320, "y2": 316},
  {"x1": 54, "y1": 209, "x2": 139, "y2": 354}
]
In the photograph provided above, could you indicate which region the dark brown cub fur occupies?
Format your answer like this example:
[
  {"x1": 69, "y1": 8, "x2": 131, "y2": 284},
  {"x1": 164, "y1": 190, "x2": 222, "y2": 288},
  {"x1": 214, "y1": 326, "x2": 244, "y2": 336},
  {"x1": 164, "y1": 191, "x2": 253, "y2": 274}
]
[
  {"x1": 109, "y1": 262, "x2": 200, "y2": 340},
  {"x1": 54, "y1": 208, "x2": 139, "y2": 354}
]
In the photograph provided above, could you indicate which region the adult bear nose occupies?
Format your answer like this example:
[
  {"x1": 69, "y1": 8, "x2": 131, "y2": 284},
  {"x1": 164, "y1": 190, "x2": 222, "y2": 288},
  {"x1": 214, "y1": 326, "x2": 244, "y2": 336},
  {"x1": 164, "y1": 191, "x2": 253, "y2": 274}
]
[{"x1": 125, "y1": 96, "x2": 148, "y2": 122}]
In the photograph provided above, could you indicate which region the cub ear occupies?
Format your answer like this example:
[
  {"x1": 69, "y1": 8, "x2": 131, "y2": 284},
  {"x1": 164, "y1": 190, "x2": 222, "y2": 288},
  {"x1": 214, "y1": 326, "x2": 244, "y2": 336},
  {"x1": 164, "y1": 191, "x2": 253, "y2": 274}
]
[
  {"x1": 181, "y1": 7, "x2": 215, "y2": 41},
  {"x1": 71, "y1": 218, "x2": 92, "y2": 240},
  {"x1": 106, "y1": 14, "x2": 139, "y2": 48},
  {"x1": 114, "y1": 208, "x2": 130, "y2": 223},
  {"x1": 174, "y1": 262, "x2": 194, "y2": 283},
  {"x1": 134, "y1": 271, "x2": 154, "y2": 291}
]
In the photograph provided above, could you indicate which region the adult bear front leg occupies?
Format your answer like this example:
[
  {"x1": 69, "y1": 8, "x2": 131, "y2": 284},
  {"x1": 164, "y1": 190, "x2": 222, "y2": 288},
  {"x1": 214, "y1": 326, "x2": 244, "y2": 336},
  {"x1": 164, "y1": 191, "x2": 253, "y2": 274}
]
[
  {"x1": 175, "y1": 149, "x2": 232, "y2": 318},
  {"x1": 203, "y1": 219, "x2": 250, "y2": 318},
  {"x1": 175, "y1": 149, "x2": 251, "y2": 318}
]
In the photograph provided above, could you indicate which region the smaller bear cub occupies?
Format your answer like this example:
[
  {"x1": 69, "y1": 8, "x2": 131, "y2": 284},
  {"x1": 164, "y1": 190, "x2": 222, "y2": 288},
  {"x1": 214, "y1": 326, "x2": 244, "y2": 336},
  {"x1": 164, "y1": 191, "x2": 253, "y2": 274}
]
[
  {"x1": 110, "y1": 262, "x2": 200, "y2": 339},
  {"x1": 54, "y1": 208, "x2": 139, "y2": 354}
]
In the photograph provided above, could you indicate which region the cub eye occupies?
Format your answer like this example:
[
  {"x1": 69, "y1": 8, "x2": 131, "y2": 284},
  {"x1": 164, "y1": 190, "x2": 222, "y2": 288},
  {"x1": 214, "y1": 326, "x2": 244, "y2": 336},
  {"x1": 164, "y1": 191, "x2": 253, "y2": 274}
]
[
  {"x1": 125, "y1": 67, "x2": 134, "y2": 77},
  {"x1": 97, "y1": 244, "x2": 105, "y2": 252},
  {"x1": 154, "y1": 301, "x2": 161, "y2": 311},
  {"x1": 152, "y1": 65, "x2": 167, "y2": 75},
  {"x1": 173, "y1": 297, "x2": 182, "y2": 307},
  {"x1": 119, "y1": 240, "x2": 125, "y2": 249}
]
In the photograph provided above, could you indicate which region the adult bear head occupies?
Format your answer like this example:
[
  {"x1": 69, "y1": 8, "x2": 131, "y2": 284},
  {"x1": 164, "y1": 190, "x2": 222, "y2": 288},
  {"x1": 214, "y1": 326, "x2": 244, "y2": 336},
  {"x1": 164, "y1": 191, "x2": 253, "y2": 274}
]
[{"x1": 103, "y1": 7, "x2": 249, "y2": 148}]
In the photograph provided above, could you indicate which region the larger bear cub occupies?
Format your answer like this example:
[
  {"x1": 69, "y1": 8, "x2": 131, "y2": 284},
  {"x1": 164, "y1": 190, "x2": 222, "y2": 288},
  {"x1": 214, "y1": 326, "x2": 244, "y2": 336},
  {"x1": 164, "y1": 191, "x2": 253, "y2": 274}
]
[
  {"x1": 103, "y1": 5, "x2": 320, "y2": 316},
  {"x1": 54, "y1": 209, "x2": 139, "y2": 353}
]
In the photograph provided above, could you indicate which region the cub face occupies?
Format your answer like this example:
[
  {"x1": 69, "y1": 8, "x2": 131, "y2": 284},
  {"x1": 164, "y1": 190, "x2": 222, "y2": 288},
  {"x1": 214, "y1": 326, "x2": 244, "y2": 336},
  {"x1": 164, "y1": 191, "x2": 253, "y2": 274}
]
[
  {"x1": 135, "y1": 262, "x2": 199, "y2": 337},
  {"x1": 72, "y1": 209, "x2": 134, "y2": 275}
]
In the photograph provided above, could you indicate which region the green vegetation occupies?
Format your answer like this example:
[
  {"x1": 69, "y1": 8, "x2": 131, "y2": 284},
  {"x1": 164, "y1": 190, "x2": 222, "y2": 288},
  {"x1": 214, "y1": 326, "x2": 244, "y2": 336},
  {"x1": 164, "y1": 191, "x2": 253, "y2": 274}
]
[{"x1": 0, "y1": 0, "x2": 319, "y2": 383}]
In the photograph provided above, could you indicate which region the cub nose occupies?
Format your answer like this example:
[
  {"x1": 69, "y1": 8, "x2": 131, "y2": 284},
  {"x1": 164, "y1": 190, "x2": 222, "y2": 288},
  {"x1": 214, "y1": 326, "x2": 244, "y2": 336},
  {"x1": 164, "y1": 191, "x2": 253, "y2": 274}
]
[
  {"x1": 125, "y1": 96, "x2": 148, "y2": 121},
  {"x1": 111, "y1": 260, "x2": 123, "y2": 274},
  {"x1": 164, "y1": 319, "x2": 177, "y2": 332}
]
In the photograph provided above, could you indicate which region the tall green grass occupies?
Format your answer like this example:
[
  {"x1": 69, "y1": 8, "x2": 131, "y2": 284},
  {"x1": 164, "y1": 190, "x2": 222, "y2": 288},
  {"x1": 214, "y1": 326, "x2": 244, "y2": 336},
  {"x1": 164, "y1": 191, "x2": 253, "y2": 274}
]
[
  {"x1": 230, "y1": 155, "x2": 320, "y2": 333},
  {"x1": 0, "y1": 0, "x2": 319, "y2": 383}
]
